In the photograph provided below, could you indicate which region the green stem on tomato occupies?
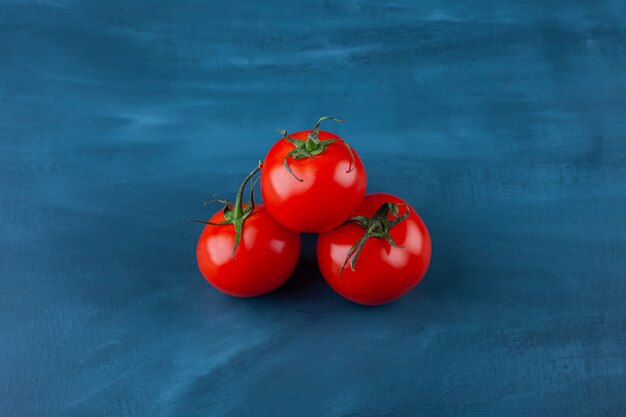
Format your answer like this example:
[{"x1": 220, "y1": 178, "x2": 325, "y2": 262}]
[
  {"x1": 280, "y1": 116, "x2": 355, "y2": 182},
  {"x1": 338, "y1": 202, "x2": 410, "y2": 275},
  {"x1": 232, "y1": 163, "x2": 261, "y2": 219},
  {"x1": 191, "y1": 161, "x2": 263, "y2": 258}
]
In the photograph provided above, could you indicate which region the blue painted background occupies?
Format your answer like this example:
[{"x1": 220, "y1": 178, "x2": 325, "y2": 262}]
[{"x1": 1, "y1": 1, "x2": 625, "y2": 416}]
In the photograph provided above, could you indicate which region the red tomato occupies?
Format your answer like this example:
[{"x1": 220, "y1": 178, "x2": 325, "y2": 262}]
[
  {"x1": 195, "y1": 164, "x2": 300, "y2": 297},
  {"x1": 317, "y1": 193, "x2": 431, "y2": 305},
  {"x1": 260, "y1": 117, "x2": 367, "y2": 233},
  {"x1": 196, "y1": 204, "x2": 300, "y2": 297}
]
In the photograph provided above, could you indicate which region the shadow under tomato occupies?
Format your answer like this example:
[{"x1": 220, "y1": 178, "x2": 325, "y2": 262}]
[{"x1": 267, "y1": 259, "x2": 328, "y2": 298}]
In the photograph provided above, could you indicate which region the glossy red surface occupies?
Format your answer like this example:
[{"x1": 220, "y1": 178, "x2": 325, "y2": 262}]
[
  {"x1": 317, "y1": 193, "x2": 432, "y2": 305},
  {"x1": 260, "y1": 129, "x2": 367, "y2": 233},
  {"x1": 196, "y1": 204, "x2": 301, "y2": 297}
]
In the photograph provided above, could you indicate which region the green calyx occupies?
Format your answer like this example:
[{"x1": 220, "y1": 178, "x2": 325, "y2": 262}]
[
  {"x1": 192, "y1": 161, "x2": 262, "y2": 258},
  {"x1": 339, "y1": 202, "x2": 410, "y2": 275},
  {"x1": 280, "y1": 116, "x2": 356, "y2": 182}
]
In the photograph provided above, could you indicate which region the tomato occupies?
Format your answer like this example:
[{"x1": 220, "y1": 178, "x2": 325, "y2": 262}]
[
  {"x1": 260, "y1": 117, "x2": 367, "y2": 233},
  {"x1": 316, "y1": 193, "x2": 431, "y2": 305},
  {"x1": 196, "y1": 204, "x2": 300, "y2": 297},
  {"x1": 195, "y1": 163, "x2": 300, "y2": 297}
]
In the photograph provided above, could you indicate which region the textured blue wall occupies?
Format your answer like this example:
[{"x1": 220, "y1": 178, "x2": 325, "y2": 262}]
[{"x1": 1, "y1": 1, "x2": 625, "y2": 416}]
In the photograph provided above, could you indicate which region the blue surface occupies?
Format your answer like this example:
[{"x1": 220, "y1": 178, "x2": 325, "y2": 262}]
[{"x1": 2, "y1": 1, "x2": 626, "y2": 416}]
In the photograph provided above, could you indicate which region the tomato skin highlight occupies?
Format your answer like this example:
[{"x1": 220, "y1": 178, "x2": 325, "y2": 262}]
[
  {"x1": 260, "y1": 129, "x2": 367, "y2": 233},
  {"x1": 196, "y1": 204, "x2": 300, "y2": 297},
  {"x1": 316, "y1": 193, "x2": 431, "y2": 306}
]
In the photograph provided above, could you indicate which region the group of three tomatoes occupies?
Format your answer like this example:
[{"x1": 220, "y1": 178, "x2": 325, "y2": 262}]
[{"x1": 194, "y1": 117, "x2": 431, "y2": 305}]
